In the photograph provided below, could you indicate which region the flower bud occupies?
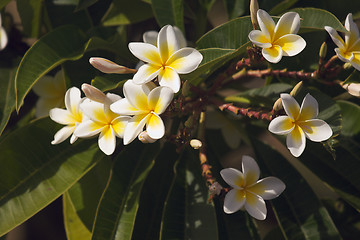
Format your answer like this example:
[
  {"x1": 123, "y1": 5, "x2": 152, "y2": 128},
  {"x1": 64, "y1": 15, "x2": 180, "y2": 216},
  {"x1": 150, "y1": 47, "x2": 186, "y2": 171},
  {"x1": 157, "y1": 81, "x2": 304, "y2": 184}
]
[
  {"x1": 81, "y1": 83, "x2": 106, "y2": 103},
  {"x1": 89, "y1": 57, "x2": 137, "y2": 74},
  {"x1": 250, "y1": 0, "x2": 259, "y2": 29},
  {"x1": 341, "y1": 82, "x2": 360, "y2": 97},
  {"x1": 138, "y1": 131, "x2": 157, "y2": 143},
  {"x1": 181, "y1": 80, "x2": 191, "y2": 97},
  {"x1": 209, "y1": 182, "x2": 223, "y2": 195},
  {"x1": 272, "y1": 97, "x2": 283, "y2": 111},
  {"x1": 190, "y1": 139, "x2": 202, "y2": 149},
  {"x1": 343, "y1": 62, "x2": 353, "y2": 70},
  {"x1": 290, "y1": 81, "x2": 303, "y2": 97},
  {"x1": 319, "y1": 42, "x2": 327, "y2": 59}
]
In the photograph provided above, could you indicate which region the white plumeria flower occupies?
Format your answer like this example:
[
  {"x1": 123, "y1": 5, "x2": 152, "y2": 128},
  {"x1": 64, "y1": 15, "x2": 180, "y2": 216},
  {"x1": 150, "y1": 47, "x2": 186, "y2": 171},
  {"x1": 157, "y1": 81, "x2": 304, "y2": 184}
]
[
  {"x1": 0, "y1": 13, "x2": 8, "y2": 51},
  {"x1": 342, "y1": 82, "x2": 360, "y2": 97},
  {"x1": 33, "y1": 71, "x2": 66, "y2": 118},
  {"x1": 74, "y1": 92, "x2": 130, "y2": 155},
  {"x1": 128, "y1": 25, "x2": 203, "y2": 93},
  {"x1": 49, "y1": 87, "x2": 86, "y2": 145},
  {"x1": 143, "y1": 26, "x2": 187, "y2": 48},
  {"x1": 248, "y1": 9, "x2": 306, "y2": 63},
  {"x1": 325, "y1": 13, "x2": 360, "y2": 71},
  {"x1": 220, "y1": 155, "x2": 285, "y2": 220},
  {"x1": 268, "y1": 93, "x2": 333, "y2": 157},
  {"x1": 110, "y1": 80, "x2": 174, "y2": 145}
]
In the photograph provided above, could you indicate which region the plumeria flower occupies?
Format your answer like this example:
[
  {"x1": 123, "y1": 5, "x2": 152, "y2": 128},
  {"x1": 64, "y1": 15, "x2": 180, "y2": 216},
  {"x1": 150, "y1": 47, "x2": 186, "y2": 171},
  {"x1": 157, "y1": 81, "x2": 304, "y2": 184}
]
[
  {"x1": 325, "y1": 13, "x2": 360, "y2": 71},
  {"x1": 128, "y1": 25, "x2": 203, "y2": 93},
  {"x1": 0, "y1": 13, "x2": 8, "y2": 51},
  {"x1": 49, "y1": 87, "x2": 86, "y2": 145},
  {"x1": 248, "y1": 9, "x2": 306, "y2": 63},
  {"x1": 220, "y1": 155, "x2": 285, "y2": 220},
  {"x1": 268, "y1": 93, "x2": 333, "y2": 157},
  {"x1": 142, "y1": 26, "x2": 187, "y2": 48},
  {"x1": 74, "y1": 90, "x2": 130, "y2": 155},
  {"x1": 110, "y1": 80, "x2": 174, "y2": 145},
  {"x1": 33, "y1": 70, "x2": 66, "y2": 118}
]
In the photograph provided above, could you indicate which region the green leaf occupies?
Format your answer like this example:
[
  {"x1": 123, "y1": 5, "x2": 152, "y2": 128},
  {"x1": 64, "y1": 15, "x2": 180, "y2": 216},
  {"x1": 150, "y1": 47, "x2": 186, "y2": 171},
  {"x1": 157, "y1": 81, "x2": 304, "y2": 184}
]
[
  {"x1": 225, "y1": 0, "x2": 247, "y2": 19},
  {"x1": 292, "y1": 8, "x2": 346, "y2": 32},
  {"x1": 0, "y1": 118, "x2": 105, "y2": 237},
  {"x1": 91, "y1": 75, "x2": 129, "y2": 92},
  {"x1": 102, "y1": 0, "x2": 153, "y2": 26},
  {"x1": 15, "y1": 25, "x2": 89, "y2": 111},
  {"x1": 67, "y1": 159, "x2": 112, "y2": 232},
  {"x1": 253, "y1": 140, "x2": 341, "y2": 240},
  {"x1": 151, "y1": 0, "x2": 184, "y2": 31},
  {"x1": 344, "y1": 70, "x2": 360, "y2": 84},
  {"x1": 63, "y1": 192, "x2": 92, "y2": 240},
  {"x1": 91, "y1": 142, "x2": 160, "y2": 240},
  {"x1": 76, "y1": 0, "x2": 99, "y2": 10},
  {"x1": 17, "y1": 0, "x2": 43, "y2": 38},
  {"x1": 0, "y1": 0, "x2": 12, "y2": 10},
  {"x1": 160, "y1": 149, "x2": 218, "y2": 239},
  {"x1": 269, "y1": 0, "x2": 298, "y2": 15},
  {"x1": 337, "y1": 100, "x2": 360, "y2": 137},
  {"x1": 0, "y1": 67, "x2": 16, "y2": 136}
]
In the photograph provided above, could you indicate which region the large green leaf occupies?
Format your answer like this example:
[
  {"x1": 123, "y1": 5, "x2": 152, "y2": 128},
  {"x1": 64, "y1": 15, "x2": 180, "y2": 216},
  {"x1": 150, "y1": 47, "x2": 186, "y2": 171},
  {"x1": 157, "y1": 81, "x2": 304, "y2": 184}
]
[
  {"x1": 91, "y1": 142, "x2": 160, "y2": 240},
  {"x1": 102, "y1": 0, "x2": 153, "y2": 26},
  {"x1": 63, "y1": 192, "x2": 92, "y2": 240},
  {"x1": 151, "y1": 0, "x2": 184, "y2": 31},
  {"x1": 337, "y1": 100, "x2": 360, "y2": 137},
  {"x1": 0, "y1": 118, "x2": 105, "y2": 237},
  {"x1": 253, "y1": 140, "x2": 341, "y2": 240},
  {"x1": 269, "y1": 0, "x2": 298, "y2": 15},
  {"x1": 292, "y1": 8, "x2": 346, "y2": 32},
  {"x1": 0, "y1": 67, "x2": 16, "y2": 136},
  {"x1": 15, "y1": 25, "x2": 89, "y2": 111},
  {"x1": 160, "y1": 149, "x2": 218, "y2": 239},
  {"x1": 17, "y1": 0, "x2": 43, "y2": 38}
]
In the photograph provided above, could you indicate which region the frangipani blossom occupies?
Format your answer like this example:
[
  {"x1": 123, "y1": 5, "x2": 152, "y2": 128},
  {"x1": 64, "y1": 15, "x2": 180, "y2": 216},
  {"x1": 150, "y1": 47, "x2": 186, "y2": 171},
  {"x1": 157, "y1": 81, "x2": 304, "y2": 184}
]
[
  {"x1": 143, "y1": 26, "x2": 187, "y2": 48},
  {"x1": 33, "y1": 71, "x2": 66, "y2": 118},
  {"x1": 268, "y1": 93, "x2": 333, "y2": 157},
  {"x1": 220, "y1": 155, "x2": 285, "y2": 220},
  {"x1": 74, "y1": 92, "x2": 130, "y2": 155},
  {"x1": 325, "y1": 13, "x2": 360, "y2": 70},
  {"x1": 110, "y1": 80, "x2": 174, "y2": 145},
  {"x1": 128, "y1": 25, "x2": 203, "y2": 93},
  {"x1": 248, "y1": 9, "x2": 306, "y2": 63},
  {"x1": 0, "y1": 13, "x2": 8, "y2": 51},
  {"x1": 49, "y1": 87, "x2": 86, "y2": 145}
]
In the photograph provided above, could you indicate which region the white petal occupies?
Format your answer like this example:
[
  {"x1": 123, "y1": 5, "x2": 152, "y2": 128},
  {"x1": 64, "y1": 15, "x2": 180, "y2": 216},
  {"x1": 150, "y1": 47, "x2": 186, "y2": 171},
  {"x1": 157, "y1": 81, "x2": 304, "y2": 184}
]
[
  {"x1": 257, "y1": 9, "x2": 275, "y2": 41},
  {"x1": 335, "y1": 48, "x2": 353, "y2": 62},
  {"x1": 128, "y1": 42, "x2": 162, "y2": 65},
  {"x1": 0, "y1": 27, "x2": 8, "y2": 50},
  {"x1": 242, "y1": 156, "x2": 260, "y2": 186},
  {"x1": 49, "y1": 108, "x2": 75, "y2": 125},
  {"x1": 74, "y1": 120, "x2": 104, "y2": 138},
  {"x1": 345, "y1": 13, "x2": 360, "y2": 48},
  {"x1": 268, "y1": 116, "x2": 295, "y2": 135},
  {"x1": 36, "y1": 97, "x2": 64, "y2": 118},
  {"x1": 298, "y1": 93, "x2": 318, "y2": 121},
  {"x1": 248, "y1": 177, "x2": 286, "y2": 200},
  {"x1": 143, "y1": 30, "x2": 158, "y2": 46},
  {"x1": 220, "y1": 168, "x2": 244, "y2": 189},
  {"x1": 262, "y1": 45, "x2": 283, "y2": 63},
  {"x1": 280, "y1": 93, "x2": 300, "y2": 121},
  {"x1": 166, "y1": 48, "x2": 203, "y2": 74},
  {"x1": 173, "y1": 26, "x2": 187, "y2": 48},
  {"x1": 158, "y1": 67, "x2": 181, "y2": 93},
  {"x1": 324, "y1": 26, "x2": 345, "y2": 49},
  {"x1": 244, "y1": 192, "x2": 267, "y2": 220},
  {"x1": 51, "y1": 126, "x2": 75, "y2": 144},
  {"x1": 132, "y1": 63, "x2": 161, "y2": 84},
  {"x1": 80, "y1": 100, "x2": 107, "y2": 123},
  {"x1": 157, "y1": 25, "x2": 180, "y2": 63},
  {"x1": 110, "y1": 98, "x2": 146, "y2": 115},
  {"x1": 300, "y1": 119, "x2": 333, "y2": 142},
  {"x1": 248, "y1": 30, "x2": 272, "y2": 48},
  {"x1": 98, "y1": 126, "x2": 116, "y2": 155},
  {"x1": 146, "y1": 113, "x2": 165, "y2": 139},
  {"x1": 111, "y1": 116, "x2": 130, "y2": 138},
  {"x1": 65, "y1": 87, "x2": 82, "y2": 115},
  {"x1": 223, "y1": 189, "x2": 246, "y2": 214},
  {"x1": 274, "y1": 34, "x2": 306, "y2": 57},
  {"x1": 123, "y1": 80, "x2": 152, "y2": 110},
  {"x1": 286, "y1": 126, "x2": 306, "y2": 157},
  {"x1": 123, "y1": 114, "x2": 150, "y2": 145},
  {"x1": 70, "y1": 134, "x2": 78, "y2": 144},
  {"x1": 351, "y1": 53, "x2": 360, "y2": 71},
  {"x1": 274, "y1": 12, "x2": 300, "y2": 40},
  {"x1": 148, "y1": 86, "x2": 174, "y2": 114},
  {"x1": 105, "y1": 92, "x2": 122, "y2": 103},
  {"x1": 33, "y1": 73, "x2": 66, "y2": 98}
]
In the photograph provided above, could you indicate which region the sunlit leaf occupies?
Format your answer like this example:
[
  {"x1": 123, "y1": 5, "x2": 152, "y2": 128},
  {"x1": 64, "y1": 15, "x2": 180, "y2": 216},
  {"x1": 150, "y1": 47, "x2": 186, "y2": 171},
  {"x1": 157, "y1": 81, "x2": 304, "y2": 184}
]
[
  {"x1": 0, "y1": 67, "x2": 16, "y2": 136},
  {"x1": 0, "y1": 118, "x2": 105, "y2": 237},
  {"x1": 337, "y1": 100, "x2": 360, "y2": 137}
]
